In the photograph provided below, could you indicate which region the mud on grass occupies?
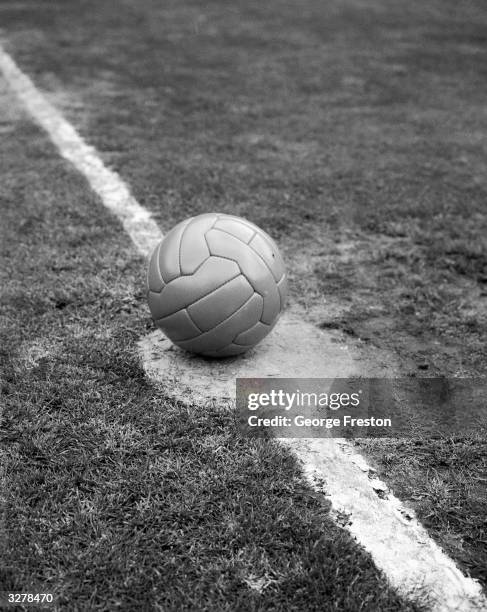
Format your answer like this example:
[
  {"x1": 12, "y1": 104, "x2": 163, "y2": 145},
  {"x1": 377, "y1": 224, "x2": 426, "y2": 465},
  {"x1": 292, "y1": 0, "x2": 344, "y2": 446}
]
[{"x1": 310, "y1": 224, "x2": 486, "y2": 377}]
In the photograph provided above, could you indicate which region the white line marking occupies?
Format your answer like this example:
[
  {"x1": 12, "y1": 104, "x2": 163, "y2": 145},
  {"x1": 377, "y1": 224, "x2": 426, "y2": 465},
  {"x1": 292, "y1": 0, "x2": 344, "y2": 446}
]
[
  {"x1": 298, "y1": 438, "x2": 484, "y2": 612},
  {"x1": 0, "y1": 46, "x2": 162, "y2": 258},
  {"x1": 1, "y1": 44, "x2": 485, "y2": 612}
]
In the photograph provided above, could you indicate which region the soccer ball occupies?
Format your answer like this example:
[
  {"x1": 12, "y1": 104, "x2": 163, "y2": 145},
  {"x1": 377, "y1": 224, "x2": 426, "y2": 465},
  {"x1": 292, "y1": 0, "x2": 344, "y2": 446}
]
[{"x1": 146, "y1": 213, "x2": 287, "y2": 357}]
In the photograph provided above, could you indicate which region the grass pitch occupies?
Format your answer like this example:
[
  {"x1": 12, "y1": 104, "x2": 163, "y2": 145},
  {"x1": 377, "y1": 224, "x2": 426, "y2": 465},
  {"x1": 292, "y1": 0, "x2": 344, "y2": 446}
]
[
  {"x1": 0, "y1": 96, "x2": 420, "y2": 610},
  {"x1": 1, "y1": 0, "x2": 486, "y2": 608}
]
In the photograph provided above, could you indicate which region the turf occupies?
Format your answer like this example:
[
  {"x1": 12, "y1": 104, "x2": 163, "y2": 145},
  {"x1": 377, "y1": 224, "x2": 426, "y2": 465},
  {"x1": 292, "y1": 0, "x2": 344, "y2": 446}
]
[
  {"x1": 0, "y1": 0, "x2": 486, "y2": 604},
  {"x1": 355, "y1": 435, "x2": 487, "y2": 586},
  {"x1": 0, "y1": 92, "x2": 421, "y2": 609},
  {"x1": 2, "y1": 0, "x2": 484, "y2": 374}
]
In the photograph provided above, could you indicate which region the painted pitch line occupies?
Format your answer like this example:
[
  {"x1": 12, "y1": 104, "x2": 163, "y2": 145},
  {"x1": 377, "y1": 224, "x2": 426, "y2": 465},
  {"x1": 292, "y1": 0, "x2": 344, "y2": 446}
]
[
  {"x1": 1, "y1": 43, "x2": 485, "y2": 612},
  {"x1": 0, "y1": 46, "x2": 161, "y2": 258}
]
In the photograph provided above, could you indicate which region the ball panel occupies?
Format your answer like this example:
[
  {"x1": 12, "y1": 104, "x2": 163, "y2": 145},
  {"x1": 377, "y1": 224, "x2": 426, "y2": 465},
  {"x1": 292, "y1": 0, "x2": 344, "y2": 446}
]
[
  {"x1": 155, "y1": 309, "x2": 202, "y2": 341},
  {"x1": 204, "y1": 343, "x2": 249, "y2": 357},
  {"x1": 213, "y1": 218, "x2": 255, "y2": 243},
  {"x1": 179, "y1": 214, "x2": 216, "y2": 275},
  {"x1": 147, "y1": 290, "x2": 168, "y2": 321},
  {"x1": 249, "y1": 232, "x2": 285, "y2": 281},
  {"x1": 234, "y1": 319, "x2": 270, "y2": 346},
  {"x1": 158, "y1": 217, "x2": 193, "y2": 282},
  {"x1": 218, "y1": 213, "x2": 261, "y2": 234},
  {"x1": 147, "y1": 241, "x2": 165, "y2": 293},
  {"x1": 187, "y1": 275, "x2": 254, "y2": 332},
  {"x1": 150, "y1": 257, "x2": 240, "y2": 319},
  {"x1": 260, "y1": 283, "x2": 281, "y2": 324},
  {"x1": 277, "y1": 274, "x2": 287, "y2": 310},
  {"x1": 177, "y1": 292, "x2": 263, "y2": 355},
  {"x1": 205, "y1": 229, "x2": 272, "y2": 295}
]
